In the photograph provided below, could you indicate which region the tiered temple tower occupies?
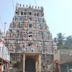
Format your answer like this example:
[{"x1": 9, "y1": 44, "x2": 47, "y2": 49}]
[{"x1": 5, "y1": 4, "x2": 54, "y2": 72}]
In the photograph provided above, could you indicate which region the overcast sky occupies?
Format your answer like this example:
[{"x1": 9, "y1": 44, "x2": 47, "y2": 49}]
[{"x1": 0, "y1": 0, "x2": 72, "y2": 37}]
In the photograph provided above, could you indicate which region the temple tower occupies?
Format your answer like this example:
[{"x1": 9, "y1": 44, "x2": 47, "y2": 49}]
[{"x1": 5, "y1": 4, "x2": 54, "y2": 72}]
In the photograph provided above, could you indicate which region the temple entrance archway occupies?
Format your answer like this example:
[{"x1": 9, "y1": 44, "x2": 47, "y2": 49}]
[
  {"x1": 23, "y1": 53, "x2": 41, "y2": 72},
  {"x1": 25, "y1": 56, "x2": 36, "y2": 72}
]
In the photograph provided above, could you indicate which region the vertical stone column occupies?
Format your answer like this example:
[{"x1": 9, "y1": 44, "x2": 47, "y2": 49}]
[
  {"x1": 35, "y1": 60, "x2": 37, "y2": 72},
  {"x1": 39, "y1": 55, "x2": 41, "y2": 72},
  {"x1": 23, "y1": 54, "x2": 25, "y2": 72},
  {"x1": 6, "y1": 63, "x2": 9, "y2": 72},
  {"x1": 36, "y1": 60, "x2": 38, "y2": 72},
  {"x1": 0, "y1": 65, "x2": 2, "y2": 72}
]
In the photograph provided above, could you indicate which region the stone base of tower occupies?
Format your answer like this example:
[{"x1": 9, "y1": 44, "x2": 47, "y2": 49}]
[
  {"x1": 10, "y1": 53, "x2": 53, "y2": 72},
  {"x1": 10, "y1": 53, "x2": 42, "y2": 72}
]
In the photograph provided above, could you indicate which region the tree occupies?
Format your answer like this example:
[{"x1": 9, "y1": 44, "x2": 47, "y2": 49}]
[
  {"x1": 54, "y1": 33, "x2": 72, "y2": 49},
  {"x1": 54, "y1": 33, "x2": 65, "y2": 49},
  {"x1": 64, "y1": 36, "x2": 72, "y2": 49}
]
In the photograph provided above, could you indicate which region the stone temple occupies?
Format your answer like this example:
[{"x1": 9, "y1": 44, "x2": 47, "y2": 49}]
[{"x1": 5, "y1": 4, "x2": 54, "y2": 72}]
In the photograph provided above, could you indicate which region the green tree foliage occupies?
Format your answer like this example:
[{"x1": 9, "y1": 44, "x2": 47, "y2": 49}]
[
  {"x1": 54, "y1": 33, "x2": 64, "y2": 49},
  {"x1": 64, "y1": 36, "x2": 72, "y2": 49},
  {"x1": 54, "y1": 33, "x2": 72, "y2": 49}
]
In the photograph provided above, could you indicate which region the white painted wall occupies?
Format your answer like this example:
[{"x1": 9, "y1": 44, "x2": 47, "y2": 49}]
[{"x1": 0, "y1": 43, "x2": 10, "y2": 61}]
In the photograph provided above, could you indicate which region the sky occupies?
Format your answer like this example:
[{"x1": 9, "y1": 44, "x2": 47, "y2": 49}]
[{"x1": 0, "y1": 0, "x2": 72, "y2": 38}]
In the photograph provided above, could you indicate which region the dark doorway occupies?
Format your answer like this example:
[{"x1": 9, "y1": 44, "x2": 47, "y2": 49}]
[{"x1": 25, "y1": 57, "x2": 36, "y2": 72}]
